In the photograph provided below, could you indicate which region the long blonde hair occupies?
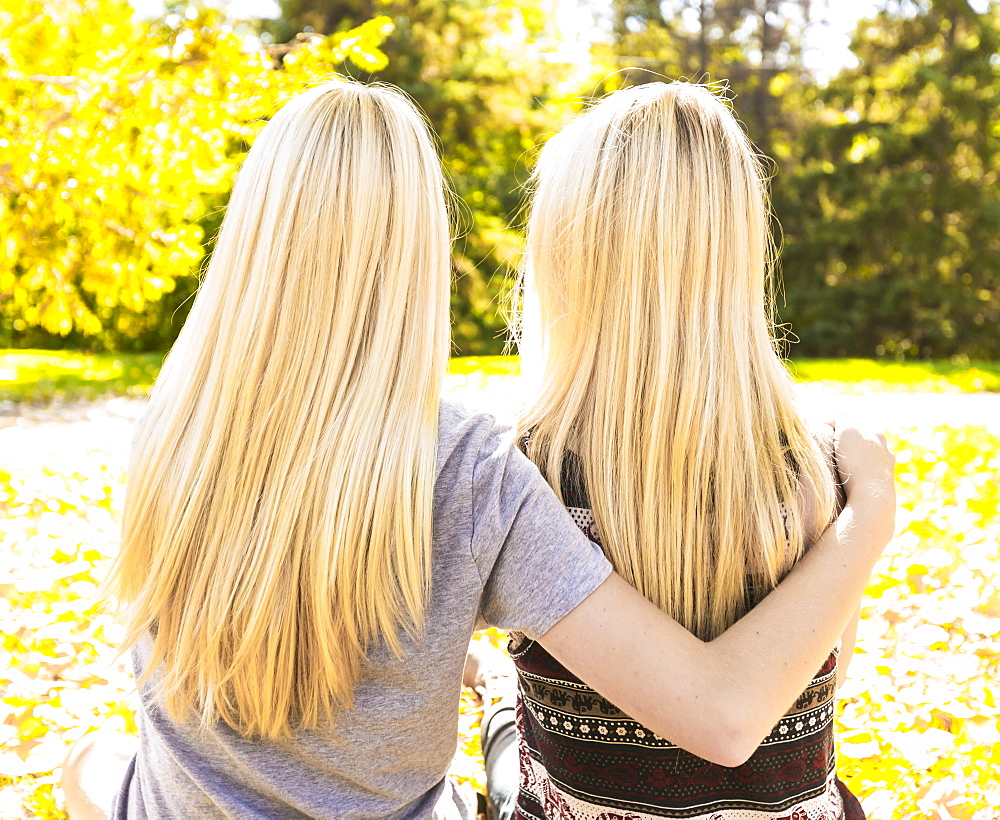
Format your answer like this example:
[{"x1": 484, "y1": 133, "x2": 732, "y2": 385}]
[
  {"x1": 107, "y1": 81, "x2": 451, "y2": 738},
  {"x1": 517, "y1": 82, "x2": 835, "y2": 641}
]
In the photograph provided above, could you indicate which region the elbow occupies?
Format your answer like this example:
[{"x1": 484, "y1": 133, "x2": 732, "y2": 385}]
[
  {"x1": 634, "y1": 677, "x2": 770, "y2": 767},
  {"x1": 708, "y1": 737, "x2": 760, "y2": 770},
  {"x1": 691, "y1": 709, "x2": 765, "y2": 769},
  {"x1": 637, "y1": 697, "x2": 768, "y2": 767}
]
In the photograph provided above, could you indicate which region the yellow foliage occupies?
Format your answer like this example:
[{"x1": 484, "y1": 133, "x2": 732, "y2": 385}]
[
  {"x1": 0, "y1": 0, "x2": 392, "y2": 341},
  {"x1": 834, "y1": 427, "x2": 1000, "y2": 819}
]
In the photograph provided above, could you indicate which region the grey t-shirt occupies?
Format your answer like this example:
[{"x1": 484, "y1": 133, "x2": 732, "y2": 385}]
[{"x1": 115, "y1": 399, "x2": 612, "y2": 819}]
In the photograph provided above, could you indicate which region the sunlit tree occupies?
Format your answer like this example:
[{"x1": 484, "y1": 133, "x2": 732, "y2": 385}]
[
  {"x1": 776, "y1": 0, "x2": 1000, "y2": 358},
  {"x1": 0, "y1": 0, "x2": 390, "y2": 349},
  {"x1": 601, "y1": 0, "x2": 817, "y2": 154}
]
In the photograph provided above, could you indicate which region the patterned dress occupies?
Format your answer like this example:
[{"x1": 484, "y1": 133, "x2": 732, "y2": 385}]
[{"x1": 512, "y1": 496, "x2": 865, "y2": 820}]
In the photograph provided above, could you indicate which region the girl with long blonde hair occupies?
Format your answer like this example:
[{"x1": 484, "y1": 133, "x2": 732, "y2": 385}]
[
  {"x1": 67, "y1": 80, "x2": 894, "y2": 820},
  {"x1": 510, "y1": 81, "x2": 871, "y2": 820}
]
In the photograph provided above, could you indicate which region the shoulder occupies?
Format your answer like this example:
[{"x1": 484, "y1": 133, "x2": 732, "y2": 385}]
[
  {"x1": 436, "y1": 399, "x2": 518, "y2": 479},
  {"x1": 438, "y1": 397, "x2": 506, "y2": 442}
]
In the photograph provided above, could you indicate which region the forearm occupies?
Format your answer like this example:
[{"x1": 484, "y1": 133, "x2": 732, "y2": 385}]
[{"x1": 704, "y1": 504, "x2": 888, "y2": 755}]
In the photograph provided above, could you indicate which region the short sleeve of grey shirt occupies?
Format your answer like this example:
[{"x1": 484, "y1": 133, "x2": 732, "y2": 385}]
[{"x1": 469, "y1": 415, "x2": 612, "y2": 637}]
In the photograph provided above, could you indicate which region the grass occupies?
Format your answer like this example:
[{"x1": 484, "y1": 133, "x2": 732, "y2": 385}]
[
  {"x1": 0, "y1": 351, "x2": 164, "y2": 403},
  {"x1": 0, "y1": 350, "x2": 997, "y2": 403},
  {"x1": 787, "y1": 358, "x2": 1000, "y2": 394}
]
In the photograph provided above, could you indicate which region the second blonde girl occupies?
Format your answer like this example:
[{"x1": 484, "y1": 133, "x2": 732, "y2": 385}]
[{"x1": 512, "y1": 82, "x2": 867, "y2": 820}]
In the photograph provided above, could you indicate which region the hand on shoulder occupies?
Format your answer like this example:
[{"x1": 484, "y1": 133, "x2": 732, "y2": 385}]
[{"x1": 832, "y1": 420, "x2": 896, "y2": 543}]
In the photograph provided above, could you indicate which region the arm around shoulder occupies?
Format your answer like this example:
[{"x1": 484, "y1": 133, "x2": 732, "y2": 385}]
[{"x1": 537, "y1": 423, "x2": 895, "y2": 767}]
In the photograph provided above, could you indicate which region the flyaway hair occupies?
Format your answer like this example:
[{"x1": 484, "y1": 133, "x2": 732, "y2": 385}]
[
  {"x1": 517, "y1": 82, "x2": 836, "y2": 641},
  {"x1": 107, "y1": 81, "x2": 451, "y2": 738}
]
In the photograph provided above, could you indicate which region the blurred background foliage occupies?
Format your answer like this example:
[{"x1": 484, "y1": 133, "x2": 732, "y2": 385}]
[{"x1": 0, "y1": 0, "x2": 997, "y2": 358}]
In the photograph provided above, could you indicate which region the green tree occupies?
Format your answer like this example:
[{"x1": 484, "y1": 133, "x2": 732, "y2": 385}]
[
  {"x1": 776, "y1": 0, "x2": 1000, "y2": 358},
  {"x1": 275, "y1": 0, "x2": 573, "y2": 354},
  {"x1": 0, "y1": 0, "x2": 391, "y2": 350},
  {"x1": 601, "y1": 0, "x2": 816, "y2": 155}
]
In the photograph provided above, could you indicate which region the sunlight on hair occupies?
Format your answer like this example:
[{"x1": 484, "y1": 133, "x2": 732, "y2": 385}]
[
  {"x1": 516, "y1": 81, "x2": 837, "y2": 640},
  {"x1": 106, "y1": 80, "x2": 452, "y2": 738}
]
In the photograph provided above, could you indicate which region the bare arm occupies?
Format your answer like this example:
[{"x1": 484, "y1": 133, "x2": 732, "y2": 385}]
[{"x1": 537, "y1": 425, "x2": 894, "y2": 768}]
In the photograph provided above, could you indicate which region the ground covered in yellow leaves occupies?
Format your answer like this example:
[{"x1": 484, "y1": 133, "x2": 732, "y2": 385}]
[{"x1": 1, "y1": 382, "x2": 998, "y2": 819}]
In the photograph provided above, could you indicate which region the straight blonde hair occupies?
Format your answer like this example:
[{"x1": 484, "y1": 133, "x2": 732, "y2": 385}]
[
  {"x1": 517, "y1": 82, "x2": 836, "y2": 641},
  {"x1": 107, "y1": 81, "x2": 451, "y2": 738}
]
